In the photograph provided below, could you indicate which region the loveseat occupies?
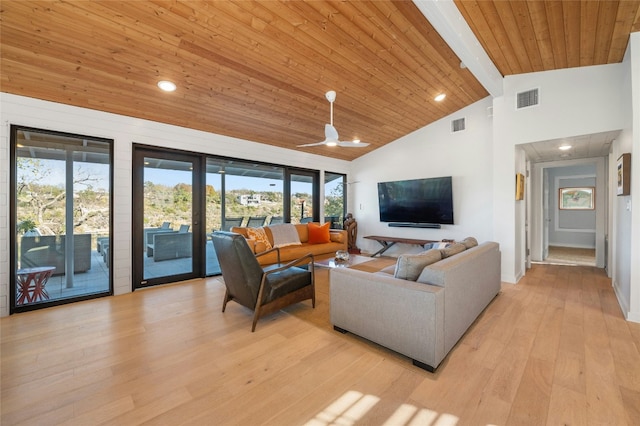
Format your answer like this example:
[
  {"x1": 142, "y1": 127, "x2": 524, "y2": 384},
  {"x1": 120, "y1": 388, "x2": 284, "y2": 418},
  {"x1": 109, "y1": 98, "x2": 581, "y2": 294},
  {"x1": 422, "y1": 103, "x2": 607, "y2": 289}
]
[
  {"x1": 231, "y1": 222, "x2": 347, "y2": 266},
  {"x1": 330, "y1": 239, "x2": 501, "y2": 372}
]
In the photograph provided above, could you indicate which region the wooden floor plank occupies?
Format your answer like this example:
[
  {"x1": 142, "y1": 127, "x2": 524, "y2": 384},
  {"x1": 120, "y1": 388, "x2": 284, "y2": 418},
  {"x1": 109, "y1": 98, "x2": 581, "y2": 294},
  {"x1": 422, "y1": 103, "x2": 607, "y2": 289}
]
[
  {"x1": 2, "y1": 263, "x2": 639, "y2": 425},
  {"x1": 506, "y1": 357, "x2": 554, "y2": 426}
]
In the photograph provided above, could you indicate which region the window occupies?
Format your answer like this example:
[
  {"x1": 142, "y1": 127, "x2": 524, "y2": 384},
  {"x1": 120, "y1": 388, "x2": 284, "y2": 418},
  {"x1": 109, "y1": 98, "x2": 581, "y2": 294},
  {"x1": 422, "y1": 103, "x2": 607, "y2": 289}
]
[
  {"x1": 324, "y1": 172, "x2": 346, "y2": 229},
  {"x1": 11, "y1": 126, "x2": 112, "y2": 312}
]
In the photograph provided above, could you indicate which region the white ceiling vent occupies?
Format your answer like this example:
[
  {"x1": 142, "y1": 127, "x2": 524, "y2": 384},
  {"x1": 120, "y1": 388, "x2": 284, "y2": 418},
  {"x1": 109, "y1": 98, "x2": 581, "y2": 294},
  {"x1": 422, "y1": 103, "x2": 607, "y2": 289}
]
[
  {"x1": 451, "y1": 117, "x2": 466, "y2": 133},
  {"x1": 517, "y1": 88, "x2": 539, "y2": 109}
]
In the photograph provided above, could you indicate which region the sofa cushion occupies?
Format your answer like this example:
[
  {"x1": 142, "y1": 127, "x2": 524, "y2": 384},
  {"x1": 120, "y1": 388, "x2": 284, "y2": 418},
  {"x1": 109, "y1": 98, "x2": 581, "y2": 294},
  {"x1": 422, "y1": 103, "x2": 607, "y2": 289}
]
[
  {"x1": 246, "y1": 227, "x2": 272, "y2": 250},
  {"x1": 440, "y1": 242, "x2": 466, "y2": 258},
  {"x1": 459, "y1": 237, "x2": 478, "y2": 249},
  {"x1": 269, "y1": 223, "x2": 301, "y2": 248},
  {"x1": 394, "y1": 248, "x2": 442, "y2": 281},
  {"x1": 330, "y1": 232, "x2": 345, "y2": 244},
  {"x1": 308, "y1": 222, "x2": 330, "y2": 244}
]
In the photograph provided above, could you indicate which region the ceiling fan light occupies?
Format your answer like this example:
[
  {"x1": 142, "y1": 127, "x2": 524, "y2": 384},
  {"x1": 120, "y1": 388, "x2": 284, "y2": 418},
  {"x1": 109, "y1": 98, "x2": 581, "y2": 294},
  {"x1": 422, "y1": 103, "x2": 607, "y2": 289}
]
[
  {"x1": 352, "y1": 139, "x2": 360, "y2": 144},
  {"x1": 325, "y1": 141, "x2": 338, "y2": 147}
]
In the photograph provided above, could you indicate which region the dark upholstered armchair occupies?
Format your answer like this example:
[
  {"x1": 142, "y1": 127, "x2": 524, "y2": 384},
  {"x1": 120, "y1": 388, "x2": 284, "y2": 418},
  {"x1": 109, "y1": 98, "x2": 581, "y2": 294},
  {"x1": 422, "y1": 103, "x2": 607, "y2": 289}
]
[{"x1": 212, "y1": 231, "x2": 315, "y2": 331}]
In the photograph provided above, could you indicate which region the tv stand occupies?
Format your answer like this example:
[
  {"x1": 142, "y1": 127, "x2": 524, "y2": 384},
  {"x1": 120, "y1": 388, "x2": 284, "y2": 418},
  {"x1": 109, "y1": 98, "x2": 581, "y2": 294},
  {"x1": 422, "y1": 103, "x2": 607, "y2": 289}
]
[
  {"x1": 388, "y1": 222, "x2": 441, "y2": 229},
  {"x1": 364, "y1": 235, "x2": 439, "y2": 257}
]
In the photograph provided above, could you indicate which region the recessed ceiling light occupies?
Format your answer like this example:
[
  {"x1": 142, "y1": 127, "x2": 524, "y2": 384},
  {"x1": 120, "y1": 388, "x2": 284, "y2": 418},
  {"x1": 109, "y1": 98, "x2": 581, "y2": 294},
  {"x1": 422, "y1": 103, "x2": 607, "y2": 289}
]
[
  {"x1": 559, "y1": 145, "x2": 572, "y2": 151},
  {"x1": 157, "y1": 80, "x2": 176, "y2": 92},
  {"x1": 352, "y1": 139, "x2": 361, "y2": 144},
  {"x1": 434, "y1": 93, "x2": 446, "y2": 102}
]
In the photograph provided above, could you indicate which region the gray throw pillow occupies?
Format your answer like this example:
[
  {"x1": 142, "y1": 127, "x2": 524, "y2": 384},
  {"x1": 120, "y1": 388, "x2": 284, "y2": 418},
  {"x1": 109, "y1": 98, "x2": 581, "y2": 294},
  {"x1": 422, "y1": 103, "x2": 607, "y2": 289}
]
[
  {"x1": 440, "y1": 242, "x2": 466, "y2": 258},
  {"x1": 459, "y1": 237, "x2": 478, "y2": 249},
  {"x1": 394, "y1": 249, "x2": 442, "y2": 281}
]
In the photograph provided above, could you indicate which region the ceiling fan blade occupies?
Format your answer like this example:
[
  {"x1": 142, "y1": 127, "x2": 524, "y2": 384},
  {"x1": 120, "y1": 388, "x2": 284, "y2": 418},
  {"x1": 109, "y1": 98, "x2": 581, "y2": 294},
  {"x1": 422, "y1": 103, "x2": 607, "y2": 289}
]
[
  {"x1": 337, "y1": 141, "x2": 370, "y2": 148},
  {"x1": 297, "y1": 140, "x2": 328, "y2": 147}
]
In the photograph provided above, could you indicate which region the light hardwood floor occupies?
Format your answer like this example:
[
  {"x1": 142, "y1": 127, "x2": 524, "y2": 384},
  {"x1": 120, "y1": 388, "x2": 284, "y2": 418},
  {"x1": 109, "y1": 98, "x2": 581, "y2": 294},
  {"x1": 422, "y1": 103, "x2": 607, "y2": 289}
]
[{"x1": 2, "y1": 261, "x2": 639, "y2": 425}]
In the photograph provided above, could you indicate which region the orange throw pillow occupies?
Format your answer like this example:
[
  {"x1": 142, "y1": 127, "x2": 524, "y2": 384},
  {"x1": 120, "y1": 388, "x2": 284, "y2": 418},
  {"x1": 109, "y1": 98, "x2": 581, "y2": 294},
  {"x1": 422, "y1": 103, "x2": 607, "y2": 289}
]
[
  {"x1": 246, "y1": 227, "x2": 272, "y2": 250},
  {"x1": 308, "y1": 222, "x2": 330, "y2": 244}
]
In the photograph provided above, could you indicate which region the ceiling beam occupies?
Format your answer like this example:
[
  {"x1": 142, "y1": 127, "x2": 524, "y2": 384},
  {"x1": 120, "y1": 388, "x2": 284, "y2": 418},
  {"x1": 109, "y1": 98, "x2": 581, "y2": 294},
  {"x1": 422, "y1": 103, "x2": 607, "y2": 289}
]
[{"x1": 413, "y1": 0, "x2": 504, "y2": 97}]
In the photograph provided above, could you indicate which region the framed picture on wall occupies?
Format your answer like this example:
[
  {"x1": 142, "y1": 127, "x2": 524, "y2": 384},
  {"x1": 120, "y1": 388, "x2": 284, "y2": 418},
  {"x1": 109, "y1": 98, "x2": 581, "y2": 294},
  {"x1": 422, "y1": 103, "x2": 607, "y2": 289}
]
[
  {"x1": 559, "y1": 187, "x2": 595, "y2": 210},
  {"x1": 515, "y1": 173, "x2": 525, "y2": 201},
  {"x1": 617, "y1": 153, "x2": 630, "y2": 196}
]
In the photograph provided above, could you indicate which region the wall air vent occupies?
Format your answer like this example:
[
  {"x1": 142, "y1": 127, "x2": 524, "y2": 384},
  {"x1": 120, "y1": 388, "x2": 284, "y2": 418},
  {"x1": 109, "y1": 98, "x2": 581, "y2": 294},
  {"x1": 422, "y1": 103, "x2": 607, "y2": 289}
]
[
  {"x1": 451, "y1": 117, "x2": 466, "y2": 133},
  {"x1": 517, "y1": 88, "x2": 539, "y2": 109}
]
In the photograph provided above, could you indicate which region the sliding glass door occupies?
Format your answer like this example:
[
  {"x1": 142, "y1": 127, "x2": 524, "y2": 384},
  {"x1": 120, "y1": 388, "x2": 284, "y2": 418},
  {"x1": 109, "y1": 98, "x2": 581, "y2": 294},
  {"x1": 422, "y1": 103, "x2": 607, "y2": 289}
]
[
  {"x1": 11, "y1": 126, "x2": 112, "y2": 312},
  {"x1": 133, "y1": 146, "x2": 323, "y2": 288},
  {"x1": 133, "y1": 148, "x2": 202, "y2": 288}
]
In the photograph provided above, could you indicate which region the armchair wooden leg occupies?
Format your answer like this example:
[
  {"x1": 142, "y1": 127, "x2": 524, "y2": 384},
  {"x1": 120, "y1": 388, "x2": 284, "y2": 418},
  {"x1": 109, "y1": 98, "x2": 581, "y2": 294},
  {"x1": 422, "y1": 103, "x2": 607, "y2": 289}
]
[
  {"x1": 222, "y1": 289, "x2": 231, "y2": 312},
  {"x1": 251, "y1": 306, "x2": 261, "y2": 332}
]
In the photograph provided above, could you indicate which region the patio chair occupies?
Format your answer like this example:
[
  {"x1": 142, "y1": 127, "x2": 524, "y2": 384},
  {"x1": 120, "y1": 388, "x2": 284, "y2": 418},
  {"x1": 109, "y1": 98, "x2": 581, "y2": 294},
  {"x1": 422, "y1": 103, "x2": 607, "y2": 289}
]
[
  {"x1": 324, "y1": 216, "x2": 340, "y2": 229},
  {"x1": 267, "y1": 216, "x2": 283, "y2": 225},
  {"x1": 247, "y1": 216, "x2": 267, "y2": 227},
  {"x1": 151, "y1": 232, "x2": 192, "y2": 261},
  {"x1": 212, "y1": 231, "x2": 315, "y2": 332},
  {"x1": 222, "y1": 217, "x2": 244, "y2": 231}
]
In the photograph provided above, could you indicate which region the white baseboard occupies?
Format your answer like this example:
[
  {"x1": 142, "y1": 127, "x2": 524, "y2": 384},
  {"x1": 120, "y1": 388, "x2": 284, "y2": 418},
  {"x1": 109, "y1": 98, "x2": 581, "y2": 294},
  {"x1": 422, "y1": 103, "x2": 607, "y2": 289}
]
[{"x1": 548, "y1": 244, "x2": 596, "y2": 249}]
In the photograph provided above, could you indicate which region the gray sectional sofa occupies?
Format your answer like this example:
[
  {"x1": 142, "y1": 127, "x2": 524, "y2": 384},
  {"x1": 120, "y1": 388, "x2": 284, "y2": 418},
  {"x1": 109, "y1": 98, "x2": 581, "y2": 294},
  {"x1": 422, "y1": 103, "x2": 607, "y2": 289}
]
[{"x1": 330, "y1": 240, "x2": 501, "y2": 372}]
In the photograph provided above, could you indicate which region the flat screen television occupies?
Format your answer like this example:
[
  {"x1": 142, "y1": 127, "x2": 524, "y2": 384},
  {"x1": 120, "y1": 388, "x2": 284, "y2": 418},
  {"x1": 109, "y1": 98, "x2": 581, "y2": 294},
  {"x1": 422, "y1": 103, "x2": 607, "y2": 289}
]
[{"x1": 377, "y1": 176, "x2": 454, "y2": 226}]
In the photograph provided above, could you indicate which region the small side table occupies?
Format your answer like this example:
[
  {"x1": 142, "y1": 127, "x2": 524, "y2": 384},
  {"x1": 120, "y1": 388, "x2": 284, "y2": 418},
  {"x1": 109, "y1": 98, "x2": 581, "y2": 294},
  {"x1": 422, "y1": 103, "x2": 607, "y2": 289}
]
[{"x1": 16, "y1": 266, "x2": 55, "y2": 305}]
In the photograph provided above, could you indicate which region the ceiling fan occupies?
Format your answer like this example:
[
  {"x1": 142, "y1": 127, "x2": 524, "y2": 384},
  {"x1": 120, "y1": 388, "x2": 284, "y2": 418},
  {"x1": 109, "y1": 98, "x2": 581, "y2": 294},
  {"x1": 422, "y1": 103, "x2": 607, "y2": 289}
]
[{"x1": 298, "y1": 91, "x2": 370, "y2": 148}]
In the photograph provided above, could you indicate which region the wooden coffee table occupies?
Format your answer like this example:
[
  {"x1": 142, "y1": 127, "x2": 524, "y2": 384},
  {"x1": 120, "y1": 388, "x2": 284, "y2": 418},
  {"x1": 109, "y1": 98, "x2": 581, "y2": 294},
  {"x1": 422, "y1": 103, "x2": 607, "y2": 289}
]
[{"x1": 314, "y1": 254, "x2": 374, "y2": 269}]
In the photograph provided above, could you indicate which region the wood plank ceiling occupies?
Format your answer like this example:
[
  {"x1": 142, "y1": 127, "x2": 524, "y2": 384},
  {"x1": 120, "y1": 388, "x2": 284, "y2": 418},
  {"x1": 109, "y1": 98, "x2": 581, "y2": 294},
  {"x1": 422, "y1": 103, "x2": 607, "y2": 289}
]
[{"x1": 2, "y1": 1, "x2": 639, "y2": 162}]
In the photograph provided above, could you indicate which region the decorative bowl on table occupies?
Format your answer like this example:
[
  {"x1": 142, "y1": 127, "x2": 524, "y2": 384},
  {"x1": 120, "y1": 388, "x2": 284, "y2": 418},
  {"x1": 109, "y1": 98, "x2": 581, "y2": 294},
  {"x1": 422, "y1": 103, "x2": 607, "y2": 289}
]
[{"x1": 335, "y1": 250, "x2": 350, "y2": 262}]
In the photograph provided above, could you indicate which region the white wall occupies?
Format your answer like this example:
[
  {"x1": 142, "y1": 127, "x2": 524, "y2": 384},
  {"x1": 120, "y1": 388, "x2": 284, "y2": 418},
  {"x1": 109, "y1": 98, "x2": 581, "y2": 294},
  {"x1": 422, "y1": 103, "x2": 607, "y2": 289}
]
[
  {"x1": 0, "y1": 93, "x2": 349, "y2": 317},
  {"x1": 351, "y1": 60, "x2": 633, "y2": 286},
  {"x1": 612, "y1": 32, "x2": 640, "y2": 322},
  {"x1": 494, "y1": 61, "x2": 631, "y2": 283},
  {"x1": 350, "y1": 97, "x2": 495, "y2": 256},
  {"x1": 630, "y1": 32, "x2": 640, "y2": 322}
]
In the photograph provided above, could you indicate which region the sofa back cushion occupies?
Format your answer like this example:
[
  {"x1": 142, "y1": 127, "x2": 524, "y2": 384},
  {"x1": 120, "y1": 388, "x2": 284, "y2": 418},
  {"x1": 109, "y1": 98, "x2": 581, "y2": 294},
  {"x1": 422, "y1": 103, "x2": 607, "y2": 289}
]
[{"x1": 394, "y1": 248, "x2": 442, "y2": 281}]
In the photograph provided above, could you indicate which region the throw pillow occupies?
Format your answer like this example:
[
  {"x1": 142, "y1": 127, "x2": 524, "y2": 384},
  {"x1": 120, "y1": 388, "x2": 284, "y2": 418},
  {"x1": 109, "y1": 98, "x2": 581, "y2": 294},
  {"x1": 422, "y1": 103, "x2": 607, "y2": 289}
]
[
  {"x1": 308, "y1": 222, "x2": 330, "y2": 244},
  {"x1": 246, "y1": 227, "x2": 272, "y2": 250},
  {"x1": 394, "y1": 249, "x2": 442, "y2": 281},
  {"x1": 459, "y1": 237, "x2": 478, "y2": 249},
  {"x1": 440, "y1": 242, "x2": 466, "y2": 258},
  {"x1": 269, "y1": 223, "x2": 301, "y2": 248}
]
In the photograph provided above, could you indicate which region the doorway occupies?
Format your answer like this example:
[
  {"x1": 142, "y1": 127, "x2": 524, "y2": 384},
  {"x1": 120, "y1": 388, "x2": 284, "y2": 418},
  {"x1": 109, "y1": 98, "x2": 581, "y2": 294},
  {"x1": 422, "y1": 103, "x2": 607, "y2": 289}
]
[{"x1": 530, "y1": 157, "x2": 607, "y2": 269}]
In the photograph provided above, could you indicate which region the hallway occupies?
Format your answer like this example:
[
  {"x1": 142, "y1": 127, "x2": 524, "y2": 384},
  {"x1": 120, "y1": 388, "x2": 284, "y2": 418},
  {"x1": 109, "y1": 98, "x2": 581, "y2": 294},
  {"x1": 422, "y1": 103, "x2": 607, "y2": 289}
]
[{"x1": 541, "y1": 246, "x2": 596, "y2": 267}]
